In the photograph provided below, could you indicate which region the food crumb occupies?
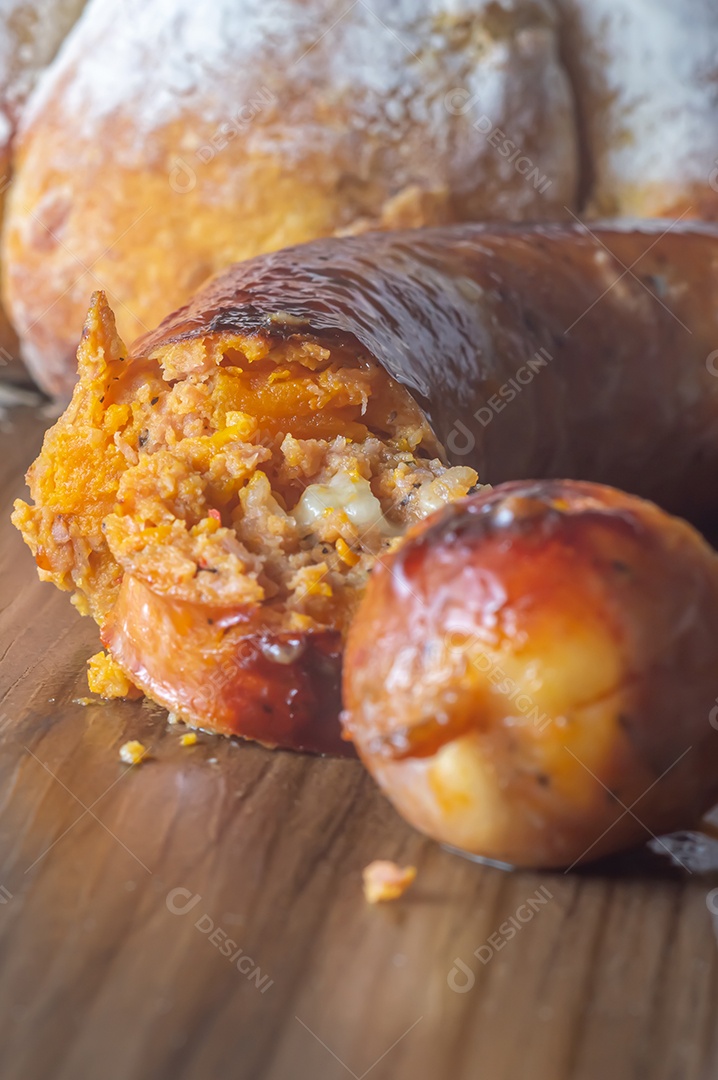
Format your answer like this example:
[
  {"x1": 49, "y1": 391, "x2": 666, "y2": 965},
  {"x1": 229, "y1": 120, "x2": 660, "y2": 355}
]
[
  {"x1": 87, "y1": 651, "x2": 142, "y2": 700},
  {"x1": 362, "y1": 860, "x2": 417, "y2": 904},
  {"x1": 167, "y1": 711, "x2": 180, "y2": 725},
  {"x1": 335, "y1": 536, "x2": 360, "y2": 567},
  {"x1": 119, "y1": 740, "x2": 149, "y2": 765},
  {"x1": 180, "y1": 732, "x2": 198, "y2": 747}
]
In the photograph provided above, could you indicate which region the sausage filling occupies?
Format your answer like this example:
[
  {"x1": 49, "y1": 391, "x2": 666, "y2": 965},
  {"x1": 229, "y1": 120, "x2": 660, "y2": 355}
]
[{"x1": 14, "y1": 297, "x2": 478, "y2": 643}]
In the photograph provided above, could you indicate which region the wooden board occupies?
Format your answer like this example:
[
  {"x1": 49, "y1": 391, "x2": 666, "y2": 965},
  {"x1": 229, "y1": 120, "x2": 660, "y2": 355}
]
[{"x1": 2, "y1": 405, "x2": 718, "y2": 1080}]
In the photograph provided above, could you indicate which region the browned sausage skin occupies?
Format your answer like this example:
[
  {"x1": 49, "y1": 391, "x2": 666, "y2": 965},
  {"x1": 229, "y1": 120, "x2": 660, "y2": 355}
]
[
  {"x1": 135, "y1": 220, "x2": 718, "y2": 525},
  {"x1": 12, "y1": 289, "x2": 477, "y2": 754},
  {"x1": 101, "y1": 576, "x2": 347, "y2": 755},
  {"x1": 343, "y1": 481, "x2": 718, "y2": 868},
  {"x1": 12, "y1": 222, "x2": 718, "y2": 753}
]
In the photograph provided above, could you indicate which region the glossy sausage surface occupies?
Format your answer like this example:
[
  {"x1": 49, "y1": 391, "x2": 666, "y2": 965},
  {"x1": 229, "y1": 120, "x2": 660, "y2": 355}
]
[
  {"x1": 139, "y1": 221, "x2": 718, "y2": 527},
  {"x1": 343, "y1": 480, "x2": 718, "y2": 867}
]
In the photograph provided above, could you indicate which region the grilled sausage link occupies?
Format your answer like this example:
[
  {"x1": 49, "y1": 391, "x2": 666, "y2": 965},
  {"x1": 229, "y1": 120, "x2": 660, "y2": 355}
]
[{"x1": 343, "y1": 480, "x2": 718, "y2": 868}]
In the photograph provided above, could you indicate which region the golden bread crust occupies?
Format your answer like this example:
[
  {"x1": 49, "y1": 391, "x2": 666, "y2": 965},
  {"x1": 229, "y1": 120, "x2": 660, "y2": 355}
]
[
  {"x1": 2, "y1": 0, "x2": 578, "y2": 393},
  {"x1": 0, "y1": 0, "x2": 86, "y2": 364}
]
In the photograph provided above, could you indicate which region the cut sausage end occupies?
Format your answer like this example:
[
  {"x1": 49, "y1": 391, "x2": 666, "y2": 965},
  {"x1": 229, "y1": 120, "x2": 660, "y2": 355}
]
[{"x1": 13, "y1": 293, "x2": 479, "y2": 751}]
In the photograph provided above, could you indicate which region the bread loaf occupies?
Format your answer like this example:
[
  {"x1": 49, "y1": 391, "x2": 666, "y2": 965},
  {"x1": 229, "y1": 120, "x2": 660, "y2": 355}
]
[
  {"x1": 1, "y1": 0, "x2": 578, "y2": 394},
  {"x1": 0, "y1": 0, "x2": 86, "y2": 369}
]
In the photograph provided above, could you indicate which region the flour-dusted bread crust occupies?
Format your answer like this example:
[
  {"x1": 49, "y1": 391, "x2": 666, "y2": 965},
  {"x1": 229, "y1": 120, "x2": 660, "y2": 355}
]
[
  {"x1": 1, "y1": 0, "x2": 578, "y2": 395},
  {"x1": 558, "y1": 0, "x2": 718, "y2": 218},
  {"x1": 0, "y1": 0, "x2": 86, "y2": 366}
]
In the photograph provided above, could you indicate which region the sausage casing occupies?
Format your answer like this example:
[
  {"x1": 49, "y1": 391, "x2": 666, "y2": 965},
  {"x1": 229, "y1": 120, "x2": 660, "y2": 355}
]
[{"x1": 343, "y1": 480, "x2": 718, "y2": 867}]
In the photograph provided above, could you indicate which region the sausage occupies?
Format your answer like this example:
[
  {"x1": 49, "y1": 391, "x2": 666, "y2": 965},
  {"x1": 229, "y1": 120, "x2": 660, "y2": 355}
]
[
  {"x1": 13, "y1": 284, "x2": 477, "y2": 753},
  {"x1": 342, "y1": 480, "x2": 718, "y2": 868},
  {"x1": 13, "y1": 222, "x2": 718, "y2": 753},
  {"x1": 137, "y1": 220, "x2": 718, "y2": 526},
  {"x1": 102, "y1": 576, "x2": 347, "y2": 755}
]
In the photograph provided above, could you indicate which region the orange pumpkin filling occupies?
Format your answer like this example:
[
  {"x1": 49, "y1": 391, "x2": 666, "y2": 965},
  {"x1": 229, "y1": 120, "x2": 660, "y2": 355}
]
[{"x1": 14, "y1": 294, "x2": 478, "y2": 663}]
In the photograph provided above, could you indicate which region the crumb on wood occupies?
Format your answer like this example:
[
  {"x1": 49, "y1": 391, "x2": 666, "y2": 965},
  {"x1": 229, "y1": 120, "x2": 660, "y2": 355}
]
[
  {"x1": 180, "y1": 732, "x2": 198, "y2": 747},
  {"x1": 119, "y1": 740, "x2": 150, "y2": 765},
  {"x1": 87, "y1": 651, "x2": 142, "y2": 700},
  {"x1": 362, "y1": 860, "x2": 417, "y2": 904}
]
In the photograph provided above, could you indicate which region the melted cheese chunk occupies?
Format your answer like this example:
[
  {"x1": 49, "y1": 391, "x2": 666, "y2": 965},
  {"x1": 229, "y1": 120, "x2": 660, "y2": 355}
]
[{"x1": 293, "y1": 471, "x2": 399, "y2": 536}]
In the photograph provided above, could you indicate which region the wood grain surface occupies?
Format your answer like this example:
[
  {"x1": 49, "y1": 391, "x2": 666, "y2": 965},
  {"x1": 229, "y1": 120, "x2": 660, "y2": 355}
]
[{"x1": 2, "y1": 406, "x2": 718, "y2": 1080}]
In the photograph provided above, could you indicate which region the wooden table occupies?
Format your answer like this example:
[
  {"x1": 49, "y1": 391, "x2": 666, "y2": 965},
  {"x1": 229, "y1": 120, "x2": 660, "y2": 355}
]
[{"x1": 2, "y1": 405, "x2": 718, "y2": 1080}]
